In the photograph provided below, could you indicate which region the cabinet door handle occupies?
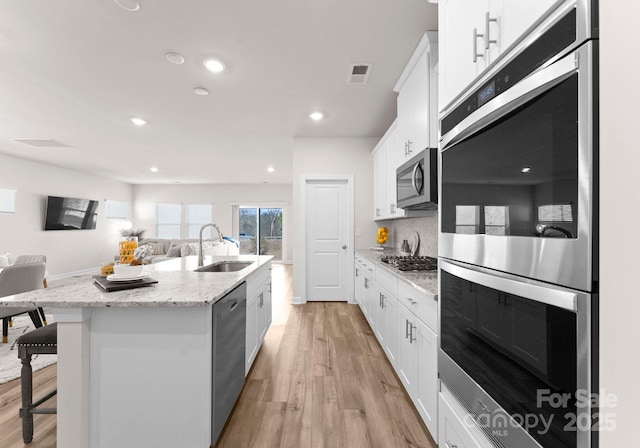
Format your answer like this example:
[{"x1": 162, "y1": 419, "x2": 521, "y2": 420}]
[
  {"x1": 404, "y1": 141, "x2": 409, "y2": 156},
  {"x1": 408, "y1": 297, "x2": 417, "y2": 306},
  {"x1": 407, "y1": 140, "x2": 412, "y2": 154},
  {"x1": 485, "y1": 12, "x2": 498, "y2": 49},
  {"x1": 445, "y1": 442, "x2": 458, "y2": 448},
  {"x1": 405, "y1": 319, "x2": 410, "y2": 339},
  {"x1": 355, "y1": 268, "x2": 359, "y2": 277},
  {"x1": 364, "y1": 278, "x2": 369, "y2": 289},
  {"x1": 381, "y1": 294, "x2": 385, "y2": 309},
  {"x1": 473, "y1": 28, "x2": 484, "y2": 62},
  {"x1": 376, "y1": 208, "x2": 380, "y2": 217},
  {"x1": 410, "y1": 323, "x2": 416, "y2": 343}
]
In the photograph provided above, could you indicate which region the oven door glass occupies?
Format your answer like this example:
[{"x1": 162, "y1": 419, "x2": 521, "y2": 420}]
[
  {"x1": 441, "y1": 268, "x2": 578, "y2": 448},
  {"x1": 441, "y1": 74, "x2": 578, "y2": 239}
]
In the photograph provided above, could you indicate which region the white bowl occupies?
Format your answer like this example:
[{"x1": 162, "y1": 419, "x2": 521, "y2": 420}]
[{"x1": 112, "y1": 264, "x2": 144, "y2": 278}]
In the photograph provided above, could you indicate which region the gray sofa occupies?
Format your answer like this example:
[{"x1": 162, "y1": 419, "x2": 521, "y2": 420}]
[{"x1": 140, "y1": 238, "x2": 240, "y2": 263}]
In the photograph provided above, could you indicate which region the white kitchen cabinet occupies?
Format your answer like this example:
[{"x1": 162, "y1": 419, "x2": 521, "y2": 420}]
[
  {"x1": 354, "y1": 256, "x2": 366, "y2": 307},
  {"x1": 245, "y1": 262, "x2": 272, "y2": 374},
  {"x1": 396, "y1": 297, "x2": 438, "y2": 438},
  {"x1": 375, "y1": 285, "x2": 398, "y2": 369},
  {"x1": 372, "y1": 120, "x2": 404, "y2": 220},
  {"x1": 439, "y1": 0, "x2": 557, "y2": 111},
  {"x1": 394, "y1": 32, "x2": 438, "y2": 161}
]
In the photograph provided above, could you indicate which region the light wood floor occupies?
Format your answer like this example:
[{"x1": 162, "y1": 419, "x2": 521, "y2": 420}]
[{"x1": 0, "y1": 263, "x2": 435, "y2": 448}]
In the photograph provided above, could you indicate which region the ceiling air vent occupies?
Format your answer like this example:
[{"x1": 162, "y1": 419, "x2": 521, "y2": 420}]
[
  {"x1": 12, "y1": 139, "x2": 71, "y2": 148},
  {"x1": 347, "y1": 64, "x2": 372, "y2": 85}
]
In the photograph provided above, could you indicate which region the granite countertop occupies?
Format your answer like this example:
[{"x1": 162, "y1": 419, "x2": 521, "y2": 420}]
[
  {"x1": 0, "y1": 255, "x2": 273, "y2": 308},
  {"x1": 355, "y1": 249, "x2": 438, "y2": 300}
]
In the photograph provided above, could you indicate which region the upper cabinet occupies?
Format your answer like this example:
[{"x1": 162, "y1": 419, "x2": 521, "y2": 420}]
[
  {"x1": 439, "y1": 0, "x2": 559, "y2": 112},
  {"x1": 394, "y1": 31, "x2": 439, "y2": 161},
  {"x1": 373, "y1": 120, "x2": 405, "y2": 220}
]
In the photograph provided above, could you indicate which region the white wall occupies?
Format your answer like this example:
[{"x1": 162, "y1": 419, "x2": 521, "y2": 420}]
[
  {"x1": 0, "y1": 154, "x2": 133, "y2": 277},
  {"x1": 291, "y1": 137, "x2": 378, "y2": 301},
  {"x1": 599, "y1": 2, "x2": 640, "y2": 446},
  {"x1": 132, "y1": 183, "x2": 293, "y2": 262}
]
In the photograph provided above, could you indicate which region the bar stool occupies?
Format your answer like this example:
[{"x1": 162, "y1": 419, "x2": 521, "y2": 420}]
[{"x1": 17, "y1": 322, "x2": 57, "y2": 443}]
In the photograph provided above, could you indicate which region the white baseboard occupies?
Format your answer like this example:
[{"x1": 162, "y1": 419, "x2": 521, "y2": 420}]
[{"x1": 291, "y1": 296, "x2": 306, "y2": 305}]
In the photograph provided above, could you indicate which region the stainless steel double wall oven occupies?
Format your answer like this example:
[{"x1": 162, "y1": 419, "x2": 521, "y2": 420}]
[{"x1": 438, "y1": 1, "x2": 599, "y2": 448}]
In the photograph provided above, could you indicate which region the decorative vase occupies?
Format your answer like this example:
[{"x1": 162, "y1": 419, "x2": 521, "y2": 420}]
[{"x1": 119, "y1": 237, "x2": 138, "y2": 264}]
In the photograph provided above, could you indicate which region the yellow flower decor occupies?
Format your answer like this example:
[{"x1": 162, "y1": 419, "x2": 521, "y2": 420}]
[{"x1": 376, "y1": 226, "x2": 389, "y2": 245}]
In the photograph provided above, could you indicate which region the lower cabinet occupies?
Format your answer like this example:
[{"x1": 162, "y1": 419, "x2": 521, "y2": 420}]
[
  {"x1": 396, "y1": 302, "x2": 438, "y2": 437},
  {"x1": 353, "y1": 255, "x2": 438, "y2": 440},
  {"x1": 245, "y1": 262, "x2": 272, "y2": 375}
]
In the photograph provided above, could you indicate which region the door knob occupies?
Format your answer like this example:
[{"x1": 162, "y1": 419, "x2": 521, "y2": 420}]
[{"x1": 342, "y1": 245, "x2": 347, "y2": 249}]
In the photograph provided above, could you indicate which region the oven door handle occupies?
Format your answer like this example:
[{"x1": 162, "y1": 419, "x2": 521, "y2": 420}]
[
  {"x1": 441, "y1": 50, "x2": 578, "y2": 151},
  {"x1": 440, "y1": 259, "x2": 580, "y2": 311}
]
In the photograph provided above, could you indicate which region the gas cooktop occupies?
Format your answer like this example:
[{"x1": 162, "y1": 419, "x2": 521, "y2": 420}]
[{"x1": 380, "y1": 255, "x2": 438, "y2": 272}]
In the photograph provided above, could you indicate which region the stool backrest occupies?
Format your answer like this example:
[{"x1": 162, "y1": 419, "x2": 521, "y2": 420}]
[{"x1": 0, "y1": 262, "x2": 46, "y2": 297}]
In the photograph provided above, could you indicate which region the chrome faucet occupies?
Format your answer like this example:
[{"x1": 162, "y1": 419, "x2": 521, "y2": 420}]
[{"x1": 198, "y1": 223, "x2": 225, "y2": 267}]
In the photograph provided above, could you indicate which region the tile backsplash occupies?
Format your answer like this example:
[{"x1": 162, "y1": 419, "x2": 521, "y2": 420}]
[{"x1": 378, "y1": 212, "x2": 438, "y2": 257}]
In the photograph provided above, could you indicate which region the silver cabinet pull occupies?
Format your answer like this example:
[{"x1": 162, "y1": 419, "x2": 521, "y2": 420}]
[
  {"x1": 407, "y1": 140, "x2": 413, "y2": 154},
  {"x1": 380, "y1": 294, "x2": 385, "y2": 309},
  {"x1": 409, "y1": 323, "x2": 416, "y2": 343},
  {"x1": 405, "y1": 319, "x2": 410, "y2": 339},
  {"x1": 445, "y1": 442, "x2": 458, "y2": 448},
  {"x1": 408, "y1": 297, "x2": 417, "y2": 306},
  {"x1": 376, "y1": 208, "x2": 380, "y2": 217},
  {"x1": 404, "y1": 141, "x2": 409, "y2": 156},
  {"x1": 473, "y1": 28, "x2": 484, "y2": 62},
  {"x1": 342, "y1": 244, "x2": 347, "y2": 250},
  {"x1": 364, "y1": 278, "x2": 368, "y2": 289},
  {"x1": 485, "y1": 12, "x2": 498, "y2": 49}
]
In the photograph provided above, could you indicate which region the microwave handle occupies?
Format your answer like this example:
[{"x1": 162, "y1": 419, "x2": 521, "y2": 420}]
[{"x1": 411, "y1": 162, "x2": 421, "y2": 195}]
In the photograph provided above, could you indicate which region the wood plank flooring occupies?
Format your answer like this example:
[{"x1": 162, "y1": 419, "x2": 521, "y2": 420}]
[{"x1": 0, "y1": 263, "x2": 435, "y2": 448}]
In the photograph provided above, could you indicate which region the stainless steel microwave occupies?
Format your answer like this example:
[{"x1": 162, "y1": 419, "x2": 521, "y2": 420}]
[{"x1": 396, "y1": 148, "x2": 437, "y2": 210}]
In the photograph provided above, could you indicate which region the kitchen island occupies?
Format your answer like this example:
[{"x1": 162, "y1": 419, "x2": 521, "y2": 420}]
[{"x1": 0, "y1": 255, "x2": 273, "y2": 448}]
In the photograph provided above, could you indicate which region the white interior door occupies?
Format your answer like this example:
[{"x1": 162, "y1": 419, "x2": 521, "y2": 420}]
[{"x1": 304, "y1": 179, "x2": 350, "y2": 301}]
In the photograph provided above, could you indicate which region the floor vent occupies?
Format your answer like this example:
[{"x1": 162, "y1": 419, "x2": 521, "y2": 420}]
[
  {"x1": 12, "y1": 138, "x2": 71, "y2": 148},
  {"x1": 347, "y1": 64, "x2": 372, "y2": 84}
]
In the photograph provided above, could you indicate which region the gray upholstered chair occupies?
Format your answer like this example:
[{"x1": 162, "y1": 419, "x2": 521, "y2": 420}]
[
  {"x1": 0, "y1": 262, "x2": 46, "y2": 343},
  {"x1": 13, "y1": 255, "x2": 48, "y2": 323}
]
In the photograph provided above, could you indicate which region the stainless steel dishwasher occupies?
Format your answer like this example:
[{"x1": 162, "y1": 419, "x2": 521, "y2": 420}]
[{"x1": 211, "y1": 281, "x2": 247, "y2": 444}]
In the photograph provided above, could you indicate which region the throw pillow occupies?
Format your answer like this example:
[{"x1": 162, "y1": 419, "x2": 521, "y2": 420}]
[
  {"x1": 166, "y1": 245, "x2": 182, "y2": 257},
  {"x1": 0, "y1": 252, "x2": 11, "y2": 268},
  {"x1": 180, "y1": 242, "x2": 200, "y2": 257},
  {"x1": 147, "y1": 242, "x2": 164, "y2": 255}
]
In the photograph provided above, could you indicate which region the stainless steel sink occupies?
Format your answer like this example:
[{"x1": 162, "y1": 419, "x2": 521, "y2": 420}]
[{"x1": 195, "y1": 261, "x2": 254, "y2": 273}]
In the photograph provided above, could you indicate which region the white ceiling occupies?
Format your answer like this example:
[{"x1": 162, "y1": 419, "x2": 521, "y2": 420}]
[{"x1": 0, "y1": 0, "x2": 437, "y2": 184}]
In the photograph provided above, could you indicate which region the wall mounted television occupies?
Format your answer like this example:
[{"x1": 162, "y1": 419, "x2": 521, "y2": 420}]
[{"x1": 44, "y1": 196, "x2": 99, "y2": 230}]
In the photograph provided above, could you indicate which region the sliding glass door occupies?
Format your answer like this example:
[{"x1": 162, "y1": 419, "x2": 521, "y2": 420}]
[{"x1": 239, "y1": 207, "x2": 283, "y2": 261}]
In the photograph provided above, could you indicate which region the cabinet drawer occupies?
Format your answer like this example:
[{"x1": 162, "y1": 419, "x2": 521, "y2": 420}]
[
  {"x1": 439, "y1": 385, "x2": 495, "y2": 448},
  {"x1": 376, "y1": 266, "x2": 398, "y2": 297},
  {"x1": 398, "y1": 279, "x2": 437, "y2": 332}
]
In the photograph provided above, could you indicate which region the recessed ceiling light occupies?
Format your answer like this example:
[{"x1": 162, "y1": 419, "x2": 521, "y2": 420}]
[
  {"x1": 204, "y1": 59, "x2": 225, "y2": 73},
  {"x1": 193, "y1": 87, "x2": 209, "y2": 96},
  {"x1": 114, "y1": 0, "x2": 140, "y2": 12},
  {"x1": 166, "y1": 52, "x2": 185, "y2": 64},
  {"x1": 309, "y1": 111, "x2": 324, "y2": 121},
  {"x1": 150, "y1": 167, "x2": 159, "y2": 173},
  {"x1": 267, "y1": 166, "x2": 275, "y2": 173},
  {"x1": 521, "y1": 166, "x2": 531, "y2": 173},
  {"x1": 130, "y1": 117, "x2": 147, "y2": 126}
]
